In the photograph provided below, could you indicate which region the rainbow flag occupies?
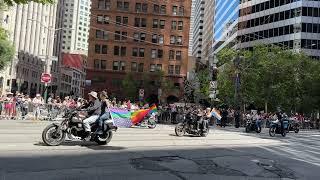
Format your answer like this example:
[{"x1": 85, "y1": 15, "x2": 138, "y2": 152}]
[
  {"x1": 131, "y1": 109, "x2": 150, "y2": 125},
  {"x1": 109, "y1": 108, "x2": 151, "y2": 127},
  {"x1": 211, "y1": 109, "x2": 222, "y2": 120},
  {"x1": 149, "y1": 104, "x2": 157, "y2": 114}
]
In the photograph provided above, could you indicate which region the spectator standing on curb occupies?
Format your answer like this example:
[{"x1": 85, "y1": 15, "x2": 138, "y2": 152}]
[{"x1": 32, "y1": 94, "x2": 44, "y2": 121}]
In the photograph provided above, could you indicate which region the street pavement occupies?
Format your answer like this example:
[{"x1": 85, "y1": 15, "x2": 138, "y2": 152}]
[{"x1": 0, "y1": 120, "x2": 319, "y2": 180}]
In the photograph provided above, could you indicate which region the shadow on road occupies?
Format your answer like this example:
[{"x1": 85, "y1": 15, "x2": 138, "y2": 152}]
[{"x1": 33, "y1": 142, "x2": 126, "y2": 151}]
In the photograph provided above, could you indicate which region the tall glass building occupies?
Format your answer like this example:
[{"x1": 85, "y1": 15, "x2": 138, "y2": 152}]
[
  {"x1": 212, "y1": 0, "x2": 320, "y2": 59},
  {"x1": 212, "y1": 0, "x2": 240, "y2": 53}
]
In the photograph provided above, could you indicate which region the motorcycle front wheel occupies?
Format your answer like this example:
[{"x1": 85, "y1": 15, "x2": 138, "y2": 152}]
[
  {"x1": 42, "y1": 124, "x2": 66, "y2": 146},
  {"x1": 269, "y1": 127, "x2": 276, "y2": 137},
  {"x1": 175, "y1": 123, "x2": 185, "y2": 137}
]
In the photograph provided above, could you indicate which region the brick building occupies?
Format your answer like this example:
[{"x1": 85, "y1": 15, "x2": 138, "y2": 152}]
[{"x1": 86, "y1": 0, "x2": 191, "y2": 102}]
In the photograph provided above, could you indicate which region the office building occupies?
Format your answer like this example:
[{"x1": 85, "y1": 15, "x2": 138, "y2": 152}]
[
  {"x1": 202, "y1": 0, "x2": 215, "y2": 62},
  {"x1": 87, "y1": 0, "x2": 192, "y2": 101},
  {"x1": 191, "y1": 0, "x2": 205, "y2": 61},
  {"x1": 0, "y1": 2, "x2": 57, "y2": 96}
]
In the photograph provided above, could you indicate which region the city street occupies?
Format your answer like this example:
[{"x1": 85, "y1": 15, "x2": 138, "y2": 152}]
[{"x1": 0, "y1": 120, "x2": 319, "y2": 180}]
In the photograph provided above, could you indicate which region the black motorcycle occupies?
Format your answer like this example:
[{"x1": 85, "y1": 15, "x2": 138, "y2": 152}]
[
  {"x1": 287, "y1": 119, "x2": 300, "y2": 133},
  {"x1": 245, "y1": 119, "x2": 262, "y2": 133},
  {"x1": 175, "y1": 112, "x2": 209, "y2": 137},
  {"x1": 269, "y1": 119, "x2": 289, "y2": 137},
  {"x1": 42, "y1": 109, "x2": 117, "y2": 146}
]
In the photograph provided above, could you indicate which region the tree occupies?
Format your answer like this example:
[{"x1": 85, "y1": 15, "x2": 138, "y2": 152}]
[
  {"x1": 122, "y1": 72, "x2": 139, "y2": 101},
  {"x1": 217, "y1": 45, "x2": 320, "y2": 113},
  {"x1": 0, "y1": 28, "x2": 14, "y2": 71}
]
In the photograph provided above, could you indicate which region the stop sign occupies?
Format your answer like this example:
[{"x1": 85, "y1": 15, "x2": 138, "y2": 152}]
[{"x1": 41, "y1": 73, "x2": 51, "y2": 83}]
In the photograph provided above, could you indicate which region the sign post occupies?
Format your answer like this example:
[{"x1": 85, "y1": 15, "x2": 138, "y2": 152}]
[{"x1": 41, "y1": 73, "x2": 51, "y2": 102}]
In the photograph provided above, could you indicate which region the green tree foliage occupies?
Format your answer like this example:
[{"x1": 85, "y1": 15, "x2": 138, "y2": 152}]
[
  {"x1": 0, "y1": 28, "x2": 14, "y2": 71},
  {"x1": 217, "y1": 45, "x2": 320, "y2": 113},
  {"x1": 194, "y1": 69, "x2": 211, "y2": 100},
  {"x1": 122, "y1": 72, "x2": 138, "y2": 101}
]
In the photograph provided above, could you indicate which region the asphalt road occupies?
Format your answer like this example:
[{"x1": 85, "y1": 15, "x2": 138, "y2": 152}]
[{"x1": 0, "y1": 120, "x2": 319, "y2": 180}]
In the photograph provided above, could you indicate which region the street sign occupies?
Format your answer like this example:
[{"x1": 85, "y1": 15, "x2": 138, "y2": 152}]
[
  {"x1": 139, "y1": 89, "x2": 144, "y2": 97},
  {"x1": 209, "y1": 93, "x2": 216, "y2": 99},
  {"x1": 41, "y1": 73, "x2": 51, "y2": 83},
  {"x1": 210, "y1": 81, "x2": 217, "y2": 89}
]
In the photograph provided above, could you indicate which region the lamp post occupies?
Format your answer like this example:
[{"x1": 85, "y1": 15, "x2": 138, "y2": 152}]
[{"x1": 27, "y1": 19, "x2": 73, "y2": 101}]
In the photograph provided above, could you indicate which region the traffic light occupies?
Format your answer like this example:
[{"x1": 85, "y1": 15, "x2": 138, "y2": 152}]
[{"x1": 212, "y1": 67, "x2": 218, "y2": 81}]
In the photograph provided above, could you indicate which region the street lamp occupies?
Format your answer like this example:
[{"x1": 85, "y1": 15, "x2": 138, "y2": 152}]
[{"x1": 27, "y1": 19, "x2": 74, "y2": 101}]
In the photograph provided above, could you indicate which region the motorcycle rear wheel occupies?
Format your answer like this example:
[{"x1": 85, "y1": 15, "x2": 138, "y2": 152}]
[
  {"x1": 269, "y1": 127, "x2": 276, "y2": 137},
  {"x1": 175, "y1": 123, "x2": 185, "y2": 137},
  {"x1": 95, "y1": 131, "x2": 113, "y2": 145},
  {"x1": 42, "y1": 124, "x2": 66, "y2": 146}
]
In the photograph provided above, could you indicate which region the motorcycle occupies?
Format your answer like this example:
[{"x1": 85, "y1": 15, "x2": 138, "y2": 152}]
[
  {"x1": 136, "y1": 112, "x2": 157, "y2": 129},
  {"x1": 269, "y1": 119, "x2": 289, "y2": 137},
  {"x1": 245, "y1": 119, "x2": 262, "y2": 133},
  {"x1": 175, "y1": 112, "x2": 209, "y2": 137},
  {"x1": 42, "y1": 109, "x2": 117, "y2": 146},
  {"x1": 286, "y1": 119, "x2": 300, "y2": 133}
]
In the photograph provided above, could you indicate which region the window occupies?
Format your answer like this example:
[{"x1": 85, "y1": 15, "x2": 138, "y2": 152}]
[
  {"x1": 170, "y1": 35, "x2": 176, "y2": 44},
  {"x1": 171, "y1": 21, "x2": 177, "y2": 30},
  {"x1": 121, "y1": 32, "x2": 127, "y2": 40},
  {"x1": 134, "y1": 33, "x2": 139, "y2": 42},
  {"x1": 169, "y1": 50, "x2": 175, "y2": 60},
  {"x1": 176, "y1": 51, "x2": 182, "y2": 60},
  {"x1": 153, "y1": 5, "x2": 159, "y2": 13},
  {"x1": 150, "y1": 64, "x2": 156, "y2": 72},
  {"x1": 160, "y1": 5, "x2": 166, "y2": 14},
  {"x1": 153, "y1": 19, "x2": 158, "y2": 28},
  {"x1": 104, "y1": 16, "x2": 110, "y2": 24},
  {"x1": 114, "y1": 46, "x2": 120, "y2": 55},
  {"x1": 95, "y1": 44, "x2": 101, "y2": 53},
  {"x1": 139, "y1": 48, "x2": 145, "y2": 57},
  {"x1": 178, "y1": 21, "x2": 183, "y2": 30},
  {"x1": 159, "y1": 35, "x2": 164, "y2": 44},
  {"x1": 98, "y1": 0, "x2": 110, "y2": 10},
  {"x1": 172, "y1": 6, "x2": 177, "y2": 15},
  {"x1": 140, "y1": 3, "x2": 147, "y2": 12},
  {"x1": 175, "y1": 65, "x2": 180, "y2": 74},
  {"x1": 178, "y1": 6, "x2": 184, "y2": 15},
  {"x1": 136, "y1": 3, "x2": 141, "y2": 12},
  {"x1": 156, "y1": 64, "x2": 162, "y2": 71},
  {"x1": 152, "y1": 34, "x2": 157, "y2": 43},
  {"x1": 123, "y1": 2, "x2": 129, "y2": 11},
  {"x1": 132, "y1": 48, "x2": 138, "y2": 56},
  {"x1": 101, "y1": 60, "x2": 107, "y2": 69},
  {"x1": 158, "y1": 50, "x2": 163, "y2": 58},
  {"x1": 121, "y1": 47, "x2": 126, "y2": 56},
  {"x1": 138, "y1": 63, "x2": 144, "y2": 72},
  {"x1": 135, "y1": 18, "x2": 146, "y2": 27},
  {"x1": 113, "y1": 61, "x2": 119, "y2": 70},
  {"x1": 177, "y1": 36, "x2": 182, "y2": 45},
  {"x1": 160, "y1": 20, "x2": 165, "y2": 29},
  {"x1": 102, "y1": 45, "x2": 107, "y2": 54},
  {"x1": 151, "y1": 49, "x2": 157, "y2": 58},
  {"x1": 116, "y1": 16, "x2": 121, "y2": 25},
  {"x1": 115, "y1": 31, "x2": 121, "y2": 40},
  {"x1": 140, "y1": 33, "x2": 146, "y2": 41},
  {"x1": 123, "y1": 17, "x2": 128, "y2": 25},
  {"x1": 131, "y1": 62, "x2": 137, "y2": 71},
  {"x1": 120, "y1": 61, "x2": 125, "y2": 71},
  {"x1": 168, "y1": 65, "x2": 174, "y2": 74},
  {"x1": 94, "y1": 59, "x2": 100, "y2": 69},
  {"x1": 97, "y1": 15, "x2": 104, "y2": 24}
]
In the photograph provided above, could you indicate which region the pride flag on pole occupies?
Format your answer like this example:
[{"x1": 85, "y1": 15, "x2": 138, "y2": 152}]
[{"x1": 109, "y1": 107, "x2": 152, "y2": 127}]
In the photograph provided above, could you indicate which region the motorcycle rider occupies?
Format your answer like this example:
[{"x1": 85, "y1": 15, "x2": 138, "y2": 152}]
[
  {"x1": 82, "y1": 91, "x2": 101, "y2": 140},
  {"x1": 96, "y1": 91, "x2": 112, "y2": 134}
]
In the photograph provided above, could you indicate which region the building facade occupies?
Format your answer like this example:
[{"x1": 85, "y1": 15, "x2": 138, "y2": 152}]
[
  {"x1": 188, "y1": 0, "x2": 196, "y2": 56},
  {"x1": 202, "y1": 0, "x2": 215, "y2": 62},
  {"x1": 87, "y1": 0, "x2": 191, "y2": 102},
  {"x1": 0, "y1": 2, "x2": 57, "y2": 96},
  {"x1": 237, "y1": 0, "x2": 320, "y2": 59},
  {"x1": 191, "y1": 0, "x2": 205, "y2": 61},
  {"x1": 53, "y1": 0, "x2": 90, "y2": 97}
]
